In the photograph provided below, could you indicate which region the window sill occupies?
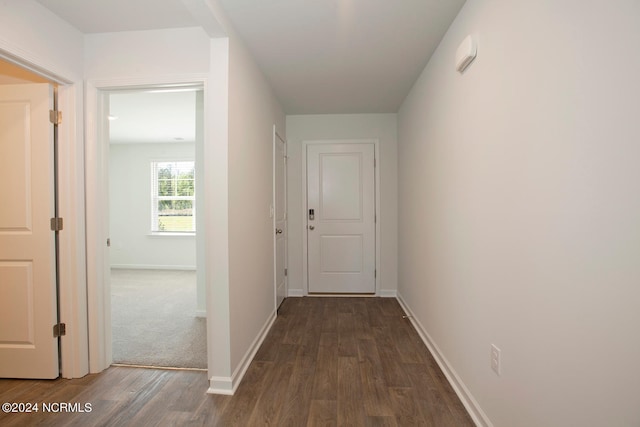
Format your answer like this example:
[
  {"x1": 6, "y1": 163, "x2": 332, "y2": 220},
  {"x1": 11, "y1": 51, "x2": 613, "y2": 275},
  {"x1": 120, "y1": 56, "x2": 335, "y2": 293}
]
[{"x1": 147, "y1": 232, "x2": 196, "y2": 238}]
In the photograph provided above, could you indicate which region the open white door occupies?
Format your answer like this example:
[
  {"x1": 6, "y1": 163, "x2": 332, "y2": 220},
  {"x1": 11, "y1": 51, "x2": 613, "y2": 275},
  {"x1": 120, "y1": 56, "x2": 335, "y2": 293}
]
[
  {"x1": 0, "y1": 83, "x2": 59, "y2": 378},
  {"x1": 274, "y1": 129, "x2": 287, "y2": 309},
  {"x1": 307, "y1": 143, "x2": 376, "y2": 293}
]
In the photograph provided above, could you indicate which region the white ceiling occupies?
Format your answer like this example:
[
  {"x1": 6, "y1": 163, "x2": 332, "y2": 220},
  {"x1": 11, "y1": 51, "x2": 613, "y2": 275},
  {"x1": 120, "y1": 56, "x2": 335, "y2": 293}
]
[
  {"x1": 108, "y1": 89, "x2": 199, "y2": 144},
  {"x1": 35, "y1": 0, "x2": 466, "y2": 113},
  {"x1": 36, "y1": 0, "x2": 198, "y2": 33},
  {"x1": 217, "y1": 0, "x2": 466, "y2": 113}
]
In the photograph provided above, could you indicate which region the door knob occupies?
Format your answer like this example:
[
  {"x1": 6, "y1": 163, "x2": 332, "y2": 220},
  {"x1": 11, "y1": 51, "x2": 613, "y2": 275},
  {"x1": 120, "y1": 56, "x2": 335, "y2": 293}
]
[
  {"x1": 275, "y1": 228, "x2": 283, "y2": 234},
  {"x1": 309, "y1": 225, "x2": 315, "y2": 230}
]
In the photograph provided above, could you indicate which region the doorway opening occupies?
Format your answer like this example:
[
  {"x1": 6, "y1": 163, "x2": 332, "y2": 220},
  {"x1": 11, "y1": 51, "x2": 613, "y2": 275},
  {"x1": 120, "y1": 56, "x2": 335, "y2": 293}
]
[{"x1": 104, "y1": 86, "x2": 206, "y2": 369}]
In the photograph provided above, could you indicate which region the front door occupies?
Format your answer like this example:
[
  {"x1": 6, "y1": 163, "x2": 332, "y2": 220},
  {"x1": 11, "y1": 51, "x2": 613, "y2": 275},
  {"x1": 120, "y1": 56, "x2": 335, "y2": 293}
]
[
  {"x1": 0, "y1": 83, "x2": 59, "y2": 378},
  {"x1": 307, "y1": 143, "x2": 376, "y2": 293}
]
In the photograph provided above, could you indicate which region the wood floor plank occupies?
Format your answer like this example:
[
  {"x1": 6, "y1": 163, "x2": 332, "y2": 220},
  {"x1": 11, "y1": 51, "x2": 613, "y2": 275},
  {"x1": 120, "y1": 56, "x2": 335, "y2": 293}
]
[
  {"x1": 299, "y1": 307, "x2": 323, "y2": 358},
  {"x1": 357, "y1": 338, "x2": 394, "y2": 417},
  {"x1": 337, "y1": 312, "x2": 358, "y2": 357},
  {"x1": 321, "y1": 299, "x2": 338, "y2": 333},
  {"x1": 254, "y1": 316, "x2": 289, "y2": 362},
  {"x1": 365, "y1": 415, "x2": 399, "y2": 427},
  {"x1": 126, "y1": 370, "x2": 206, "y2": 425},
  {"x1": 337, "y1": 356, "x2": 365, "y2": 426},
  {"x1": 372, "y1": 324, "x2": 412, "y2": 388},
  {"x1": 307, "y1": 399, "x2": 337, "y2": 427},
  {"x1": 406, "y1": 364, "x2": 460, "y2": 426},
  {"x1": 276, "y1": 352, "x2": 316, "y2": 427},
  {"x1": 246, "y1": 343, "x2": 297, "y2": 426},
  {"x1": 98, "y1": 369, "x2": 172, "y2": 425},
  {"x1": 311, "y1": 337, "x2": 338, "y2": 400},
  {"x1": 425, "y1": 362, "x2": 475, "y2": 426},
  {"x1": 190, "y1": 394, "x2": 229, "y2": 426},
  {"x1": 389, "y1": 386, "x2": 430, "y2": 426},
  {"x1": 0, "y1": 297, "x2": 474, "y2": 427},
  {"x1": 215, "y1": 360, "x2": 273, "y2": 427},
  {"x1": 390, "y1": 318, "x2": 431, "y2": 364}
]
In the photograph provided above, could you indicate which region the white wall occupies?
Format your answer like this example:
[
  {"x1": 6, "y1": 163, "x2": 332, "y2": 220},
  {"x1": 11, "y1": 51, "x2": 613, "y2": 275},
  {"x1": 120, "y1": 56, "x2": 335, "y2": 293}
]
[
  {"x1": 204, "y1": 36, "x2": 232, "y2": 386},
  {"x1": 227, "y1": 33, "x2": 286, "y2": 378},
  {"x1": 109, "y1": 143, "x2": 196, "y2": 269},
  {"x1": 84, "y1": 27, "x2": 210, "y2": 79},
  {"x1": 286, "y1": 114, "x2": 398, "y2": 295},
  {"x1": 0, "y1": 0, "x2": 83, "y2": 81},
  {"x1": 397, "y1": 1, "x2": 640, "y2": 426}
]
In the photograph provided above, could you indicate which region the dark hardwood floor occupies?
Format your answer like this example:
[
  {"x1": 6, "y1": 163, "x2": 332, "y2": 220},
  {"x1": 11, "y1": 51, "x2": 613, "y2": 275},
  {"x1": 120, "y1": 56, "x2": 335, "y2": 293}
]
[{"x1": 0, "y1": 297, "x2": 474, "y2": 426}]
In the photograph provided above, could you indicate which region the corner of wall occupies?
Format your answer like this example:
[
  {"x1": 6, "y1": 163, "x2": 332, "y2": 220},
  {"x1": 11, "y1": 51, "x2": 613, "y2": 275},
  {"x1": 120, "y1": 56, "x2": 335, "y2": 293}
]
[{"x1": 208, "y1": 310, "x2": 277, "y2": 395}]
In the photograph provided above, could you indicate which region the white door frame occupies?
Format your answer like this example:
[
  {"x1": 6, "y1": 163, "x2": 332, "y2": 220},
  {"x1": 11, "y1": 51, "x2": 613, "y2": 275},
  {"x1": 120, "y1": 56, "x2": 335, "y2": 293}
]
[
  {"x1": 0, "y1": 51, "x2": 88, "y2": 378},
  {"x1": 301, "y1": 139, "x2": 381, "y2": 296},
  {"x1": 273, "y1": 126, "x2": 288, "y2": 308},
  {"x1": 85, "y1": 75, "x2": 209, "y2": 373}
]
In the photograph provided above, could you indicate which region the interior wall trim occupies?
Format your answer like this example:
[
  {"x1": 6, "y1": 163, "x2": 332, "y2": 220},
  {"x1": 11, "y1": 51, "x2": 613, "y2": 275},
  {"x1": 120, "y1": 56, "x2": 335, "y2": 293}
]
[
  {"x1": 287, "y1": 289, "x2": 305, "y2": 297},
  {"x1": 377, "y1": 289, "x2": 397, "y2": 298},
  {"x1": 110, "y1": 264, "x2": 196, "y2": 271},
  {"x1": 85, "y1": 75, "x2": 209, "y2": 375}
]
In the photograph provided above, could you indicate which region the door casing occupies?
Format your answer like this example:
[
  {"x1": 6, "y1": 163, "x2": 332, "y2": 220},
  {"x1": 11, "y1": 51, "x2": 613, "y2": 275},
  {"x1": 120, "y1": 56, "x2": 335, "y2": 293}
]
[
  {"x1": 301, "y1": 139, "x2": 381, "y2": 296},
  {"x1": 85, "y1": 76, "x2": 209, "y2": 373},
  {"x1": 273, "y1": 127, "x2": 287, "y2": 308},
  {"x1": 0, "y1": 51, "x2": 87, "y2": 379}
]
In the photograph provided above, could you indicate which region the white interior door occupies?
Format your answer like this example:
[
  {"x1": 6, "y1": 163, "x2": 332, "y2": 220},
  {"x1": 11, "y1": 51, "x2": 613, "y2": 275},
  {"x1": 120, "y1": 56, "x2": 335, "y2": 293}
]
[
  {"x1": 307, "y1": 143, "x2": 375, "y2": 293},
  {"x1": 274, "y1": 129, "x2": 287, "y2": 309},
  {"x1": 0, "y1": 83, "x2": 59, "y2": 378}
]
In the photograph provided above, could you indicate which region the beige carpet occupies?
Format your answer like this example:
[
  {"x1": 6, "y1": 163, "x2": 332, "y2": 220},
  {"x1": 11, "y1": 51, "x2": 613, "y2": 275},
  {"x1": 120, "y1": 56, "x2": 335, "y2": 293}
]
[{"x1": 111, "y1": 269, "x2": 207, "y2": 369}]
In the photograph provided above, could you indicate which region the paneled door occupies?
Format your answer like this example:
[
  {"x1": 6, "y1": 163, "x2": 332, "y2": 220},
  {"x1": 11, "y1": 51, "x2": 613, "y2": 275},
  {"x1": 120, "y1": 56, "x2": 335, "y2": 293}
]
[
  {"x1": 274, "y1": 129, "x2": 287, "y2": 309},
  {"x1": 0, "y1": 83, "x2": 59, "y2": 378},
  {"x1": 307, "y1": 143, "x2": 375, "y2": 293}
]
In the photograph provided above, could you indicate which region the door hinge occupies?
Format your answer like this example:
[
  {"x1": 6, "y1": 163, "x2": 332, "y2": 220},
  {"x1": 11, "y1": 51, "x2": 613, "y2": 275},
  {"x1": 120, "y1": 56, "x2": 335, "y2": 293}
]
[
  {"x1": 285, "y1": 268, "x2": 288, "y2": 277},
  {"x1": 53, "y1": 323, "x2": 66, "y2": 338},
  {"x1": 50, "y1": 217, "x2": 64, "y2": 231},
  {"x1": 49, "y1": 109, "x2": 62, "y2": 125}
]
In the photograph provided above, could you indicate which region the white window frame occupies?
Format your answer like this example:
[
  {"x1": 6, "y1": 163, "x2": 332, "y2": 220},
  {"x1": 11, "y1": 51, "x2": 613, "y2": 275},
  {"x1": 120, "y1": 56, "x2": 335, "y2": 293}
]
[{"x1": 150, "y1": 160, "x2": 196, "y2": 234}]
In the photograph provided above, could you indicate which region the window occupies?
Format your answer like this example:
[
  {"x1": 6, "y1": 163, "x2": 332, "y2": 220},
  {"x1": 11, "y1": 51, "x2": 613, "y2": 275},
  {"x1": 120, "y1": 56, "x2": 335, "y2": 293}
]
[{"x1": 151, "y1": 161, "x2": 195, "y2": 233}]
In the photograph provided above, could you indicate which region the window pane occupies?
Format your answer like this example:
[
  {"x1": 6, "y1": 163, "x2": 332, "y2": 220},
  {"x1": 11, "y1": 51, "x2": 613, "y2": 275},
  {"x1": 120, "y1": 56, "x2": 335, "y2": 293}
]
[
  {"x1": 152, "y1": 160, "x2": 196, "y2": 233},
  {"x1": 158, "y1": 177, "x2": 175, "y2": 196},
  {"x1": 157, "y1": 200, "x2": 194, "y2": 232},
  {"x1": 176, "y1": 178, "x2": 194, "y2": 196}
]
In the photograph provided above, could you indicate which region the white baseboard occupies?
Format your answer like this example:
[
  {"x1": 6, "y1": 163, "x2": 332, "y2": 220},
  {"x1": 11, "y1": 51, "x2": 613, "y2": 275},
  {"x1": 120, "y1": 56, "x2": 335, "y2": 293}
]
[
  {"x1": 207, "y1": 310, "x2": 277, "y2": 396},
  {"x1": 396, "y1": 292, "x2": 491, "y2": 427},
  {"x1": 207, "y1": 376, "x2": 234, "y2": 395},
  {"x1": 288, "y1": 289, "x2": 397, "y2": 297},
  {"x1": 377, "y1": 289, "x2": 397, "y2": 298},
  {"x1": 287, "y1": 288, "x2": 305, "y2": 297},
  {"x1": 110, "y1": 264, "x2": 196, "y2": 271}
]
